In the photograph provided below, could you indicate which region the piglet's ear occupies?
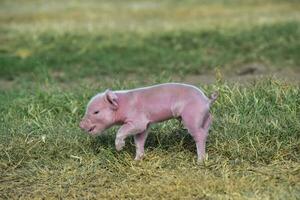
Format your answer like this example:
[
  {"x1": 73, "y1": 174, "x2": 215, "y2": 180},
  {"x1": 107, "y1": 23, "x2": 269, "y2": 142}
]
[{"x1": 105, "y1": 89, "x2": 119, "y2": 110}]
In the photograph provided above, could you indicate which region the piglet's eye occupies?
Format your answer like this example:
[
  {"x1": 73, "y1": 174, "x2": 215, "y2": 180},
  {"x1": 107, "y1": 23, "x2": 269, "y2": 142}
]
[{"x1": 93, "y1": 111, "x2": 100, "y2": 114}]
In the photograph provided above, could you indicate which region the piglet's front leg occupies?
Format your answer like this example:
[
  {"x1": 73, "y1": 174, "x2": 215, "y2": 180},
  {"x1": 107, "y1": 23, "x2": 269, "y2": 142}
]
[{"x1": 115, "y1": 122, "x2": 148, "y2": 151}]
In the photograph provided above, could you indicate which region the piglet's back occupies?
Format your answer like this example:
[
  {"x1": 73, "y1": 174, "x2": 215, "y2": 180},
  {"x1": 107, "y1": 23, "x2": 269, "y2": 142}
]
[
  {"x1": 126, "y1": 83, "x2": 208, "y2": 122},
  {"x1": 131, "y1": 83, "x2": 207, "y2": 101}
]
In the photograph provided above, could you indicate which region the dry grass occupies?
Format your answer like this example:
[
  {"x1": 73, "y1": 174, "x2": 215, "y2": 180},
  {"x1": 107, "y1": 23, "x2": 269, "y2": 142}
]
[
  {"x1": 1, "y1": 0, "x2": 300, "y2": 33},
  {"x1": 1, "y1": 79, "x2": 299, "y2": 199}
]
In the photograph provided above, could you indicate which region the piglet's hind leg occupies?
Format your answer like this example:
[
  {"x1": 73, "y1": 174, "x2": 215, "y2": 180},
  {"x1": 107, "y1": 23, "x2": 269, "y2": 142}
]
[{"x1": 181, "y1": 105, "x2": 211, "y2": 162}]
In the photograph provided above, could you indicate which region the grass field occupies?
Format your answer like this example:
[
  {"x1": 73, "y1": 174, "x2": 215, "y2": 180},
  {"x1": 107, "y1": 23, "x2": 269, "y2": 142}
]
[{"x1": 1, "y1": 0, "x2": 300, "y2": 199}]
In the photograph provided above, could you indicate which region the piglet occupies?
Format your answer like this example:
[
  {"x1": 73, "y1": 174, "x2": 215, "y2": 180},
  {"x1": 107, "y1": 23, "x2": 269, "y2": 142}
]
[{"x1": 80, "y1": 83, "x2": 218, "y2": 162}]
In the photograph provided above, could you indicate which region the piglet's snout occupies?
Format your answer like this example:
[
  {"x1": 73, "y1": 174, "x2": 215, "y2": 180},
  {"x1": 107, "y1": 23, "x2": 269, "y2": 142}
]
[
  {"x1": 79, "y1": 119, "x2": 90, "y2": 131},
  {"x1": 79, "y1": 121, "x2": 84, "y2": 130}
]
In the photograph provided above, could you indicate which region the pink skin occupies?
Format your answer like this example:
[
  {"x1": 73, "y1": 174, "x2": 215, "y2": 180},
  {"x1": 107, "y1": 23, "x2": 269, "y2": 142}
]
[{"x1": 80, "y1": 83, "x2": 218, "y2": 162}]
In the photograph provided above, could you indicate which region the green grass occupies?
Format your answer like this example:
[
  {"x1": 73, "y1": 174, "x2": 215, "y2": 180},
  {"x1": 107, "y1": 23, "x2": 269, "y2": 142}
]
[
  {"x1": 1, "y1": 0, "x2": 300, "y2": 82},
  {"x1": 1, "y1": 22, "x2": 300, "y2": 81},
  {"x1": 1, "y1": 79, "x2": 299, "y2": 199},
  {"x1": 1, "y1": 0, "x2": 300, "y2": 199}
]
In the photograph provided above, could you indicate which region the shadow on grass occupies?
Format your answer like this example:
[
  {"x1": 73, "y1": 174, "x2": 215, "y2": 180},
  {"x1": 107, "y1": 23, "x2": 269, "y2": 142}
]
[{"x1": 89, "y1": 121, "x2": 197, "y2": 155}]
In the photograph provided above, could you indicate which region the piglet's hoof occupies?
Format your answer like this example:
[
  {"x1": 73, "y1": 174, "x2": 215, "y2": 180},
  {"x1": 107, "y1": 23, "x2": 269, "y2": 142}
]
[
  {"x1": 115, "y1": 139, "x2": 125, "y2": 151},
  {"x1": 197, "y1": 154, "x2": 208, "y2": 165},
  {"x1": 134, "y1": 153, "x2": 144, "y2": 161}
]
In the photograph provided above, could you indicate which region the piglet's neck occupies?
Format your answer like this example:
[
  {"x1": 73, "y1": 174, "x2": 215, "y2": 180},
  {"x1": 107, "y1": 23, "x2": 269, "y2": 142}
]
[{"x1": 114, "y1": 92, "x2": 130, "y2": 124}]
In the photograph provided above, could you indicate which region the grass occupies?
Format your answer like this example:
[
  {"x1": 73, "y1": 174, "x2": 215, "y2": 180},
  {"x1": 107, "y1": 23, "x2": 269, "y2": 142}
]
[
  {"x1": 1, "y1": 0, "x2": 300, "y2": 82},
  {"x1": 1, "y1": 0, "x2": 300, "y2": 33},
  {"x1": 0, "y1": 0, "x2": 300, "y2": 199},
  {"x1": 0, "y1": 79, "x2": 299, "y2": 199},
  {"x1": 1, "y1": 22, "x2": 300, "y2": 81}
]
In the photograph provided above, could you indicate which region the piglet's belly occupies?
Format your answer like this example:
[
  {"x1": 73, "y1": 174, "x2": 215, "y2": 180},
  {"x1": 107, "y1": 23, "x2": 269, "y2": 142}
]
[{"x1": 147, "y1": 108, "x2": 174, "y2": 123}]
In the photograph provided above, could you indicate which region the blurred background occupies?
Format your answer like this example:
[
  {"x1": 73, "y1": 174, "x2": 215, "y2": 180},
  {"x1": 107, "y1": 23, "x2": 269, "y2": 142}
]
[{"x1": 0, "y1": 0, "x2": 299, "y2": 89}]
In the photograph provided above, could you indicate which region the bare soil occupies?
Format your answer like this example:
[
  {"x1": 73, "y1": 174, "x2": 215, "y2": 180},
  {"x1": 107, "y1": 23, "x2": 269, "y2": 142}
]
[{"x1": 0, "y1": 65, "x2": 299, "y2": 91}]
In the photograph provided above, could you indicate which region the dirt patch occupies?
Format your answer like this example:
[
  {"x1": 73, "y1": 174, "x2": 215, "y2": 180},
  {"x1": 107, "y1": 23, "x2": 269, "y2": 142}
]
[
  {"x1": 0, "y1": 79, "x2": 15, "y2": 90},
  {"x1": 1, "y1": 65, "x2": 299, "y2": 91},
  {"x1": 173, "y1": 74, "x2": 216, "y2": 85},
  {"x1": 73, "y1": 67, "x2": 300, "y2": 89},
  {"x1": 236, "y1": 63, "x2": 268, "y2": 76},
  {"x1": 176, "y1": 65, "x2": 300, "y2": 85}
]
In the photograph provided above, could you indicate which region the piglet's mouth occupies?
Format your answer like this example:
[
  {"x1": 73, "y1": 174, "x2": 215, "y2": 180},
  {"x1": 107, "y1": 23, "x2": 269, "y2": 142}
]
[{"x1": 88, "y1": 125, "x2": 96, "y2": 132}]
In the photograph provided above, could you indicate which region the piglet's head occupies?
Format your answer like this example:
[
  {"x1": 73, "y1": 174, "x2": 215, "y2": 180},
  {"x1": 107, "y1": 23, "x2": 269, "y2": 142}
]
[{"x1": 80, "y1": 89, "x2": 118, "y2": 135}]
